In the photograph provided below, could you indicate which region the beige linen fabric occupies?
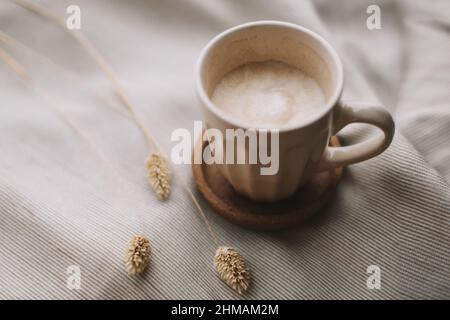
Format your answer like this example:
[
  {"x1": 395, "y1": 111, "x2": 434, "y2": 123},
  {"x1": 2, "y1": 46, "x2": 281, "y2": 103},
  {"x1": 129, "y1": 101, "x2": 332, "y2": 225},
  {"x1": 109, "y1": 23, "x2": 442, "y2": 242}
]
[{"x1": 0, "y1": 0, "x2": 449, "y2": 299}]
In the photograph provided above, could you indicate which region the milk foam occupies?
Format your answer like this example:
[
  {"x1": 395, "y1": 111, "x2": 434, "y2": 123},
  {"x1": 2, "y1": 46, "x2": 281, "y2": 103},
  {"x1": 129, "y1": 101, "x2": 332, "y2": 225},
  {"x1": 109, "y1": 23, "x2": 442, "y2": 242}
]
[{"x1": 211, "y1": 61, "x2": 326, "y2": 128}]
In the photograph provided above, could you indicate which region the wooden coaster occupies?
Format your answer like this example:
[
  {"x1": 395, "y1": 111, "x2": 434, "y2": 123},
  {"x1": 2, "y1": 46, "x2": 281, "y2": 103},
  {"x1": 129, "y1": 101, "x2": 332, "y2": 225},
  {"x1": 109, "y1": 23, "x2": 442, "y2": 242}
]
[{"x1": 192, "y1": 136, "x2": 343, "y2": 231}]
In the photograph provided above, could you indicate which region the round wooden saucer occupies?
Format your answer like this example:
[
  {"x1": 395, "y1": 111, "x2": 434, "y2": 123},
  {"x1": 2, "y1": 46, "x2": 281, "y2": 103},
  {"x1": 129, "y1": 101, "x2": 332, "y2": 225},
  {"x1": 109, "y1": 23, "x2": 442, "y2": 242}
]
[{"x1": 192, "y1": 136, "x2": 343, "y2": 231}]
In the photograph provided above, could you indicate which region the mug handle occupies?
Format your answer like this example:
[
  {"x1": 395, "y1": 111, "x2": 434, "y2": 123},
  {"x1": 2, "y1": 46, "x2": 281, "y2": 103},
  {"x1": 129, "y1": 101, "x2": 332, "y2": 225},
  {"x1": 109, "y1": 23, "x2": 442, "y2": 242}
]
[{"x1": 319, "y1": 100, "x2": 395, "y2": 170}]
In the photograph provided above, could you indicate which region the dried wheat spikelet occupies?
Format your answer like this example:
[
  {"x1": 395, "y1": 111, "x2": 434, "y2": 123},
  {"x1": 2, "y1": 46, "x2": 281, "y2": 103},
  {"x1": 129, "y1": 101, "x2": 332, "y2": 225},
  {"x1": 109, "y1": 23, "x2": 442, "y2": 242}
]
[
  {"x1": 125, "y1": 235, "x2": 152, "y2": 276},
  {"x1": 146, "y1": 152, "x2": 171, "y2": 200},
  {"x1": 215, "y1": 246, "x2": 250, "y2": 295}
]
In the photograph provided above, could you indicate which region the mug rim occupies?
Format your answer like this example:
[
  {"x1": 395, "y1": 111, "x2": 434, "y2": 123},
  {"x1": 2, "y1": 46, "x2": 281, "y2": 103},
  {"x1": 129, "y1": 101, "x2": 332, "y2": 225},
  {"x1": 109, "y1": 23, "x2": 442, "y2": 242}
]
[{"x1": 195, "y1": 20, "x2": 344, "y2": 133}]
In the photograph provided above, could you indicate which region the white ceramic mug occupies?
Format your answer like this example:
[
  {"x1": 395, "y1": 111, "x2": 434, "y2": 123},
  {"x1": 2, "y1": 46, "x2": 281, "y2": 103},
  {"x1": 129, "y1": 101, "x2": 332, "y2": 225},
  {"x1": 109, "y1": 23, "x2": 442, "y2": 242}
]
[{"x1": 196, "y1": 21, "x2": 395, "y2": 202}]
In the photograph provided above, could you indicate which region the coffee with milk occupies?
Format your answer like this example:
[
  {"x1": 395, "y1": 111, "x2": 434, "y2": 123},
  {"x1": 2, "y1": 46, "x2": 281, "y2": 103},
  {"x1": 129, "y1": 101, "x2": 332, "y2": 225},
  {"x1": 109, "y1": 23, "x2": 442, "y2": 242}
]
[{"x1": 211, "y1": 60, "x2": 326, "y2": 128}]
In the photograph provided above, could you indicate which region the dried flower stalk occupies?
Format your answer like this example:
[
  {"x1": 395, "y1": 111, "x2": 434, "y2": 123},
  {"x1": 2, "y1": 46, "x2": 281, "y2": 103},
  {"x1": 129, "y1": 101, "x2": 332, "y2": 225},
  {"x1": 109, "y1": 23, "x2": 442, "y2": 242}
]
[
  {"x1": 125, "y1": 235, "x2": 152, "y2": 276},
  {"x1": 146, "y1": 152, "x2": 171, "y2": 200},
  {"x1": 215, "y1": 247, "x2": 250, "y2": 295},
  {"x1": 0, "y1": 48, "x2": 152, "y2": 277},
  {"x1": 15, "y1": 0, "x2": 252, "y2": 293}
]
